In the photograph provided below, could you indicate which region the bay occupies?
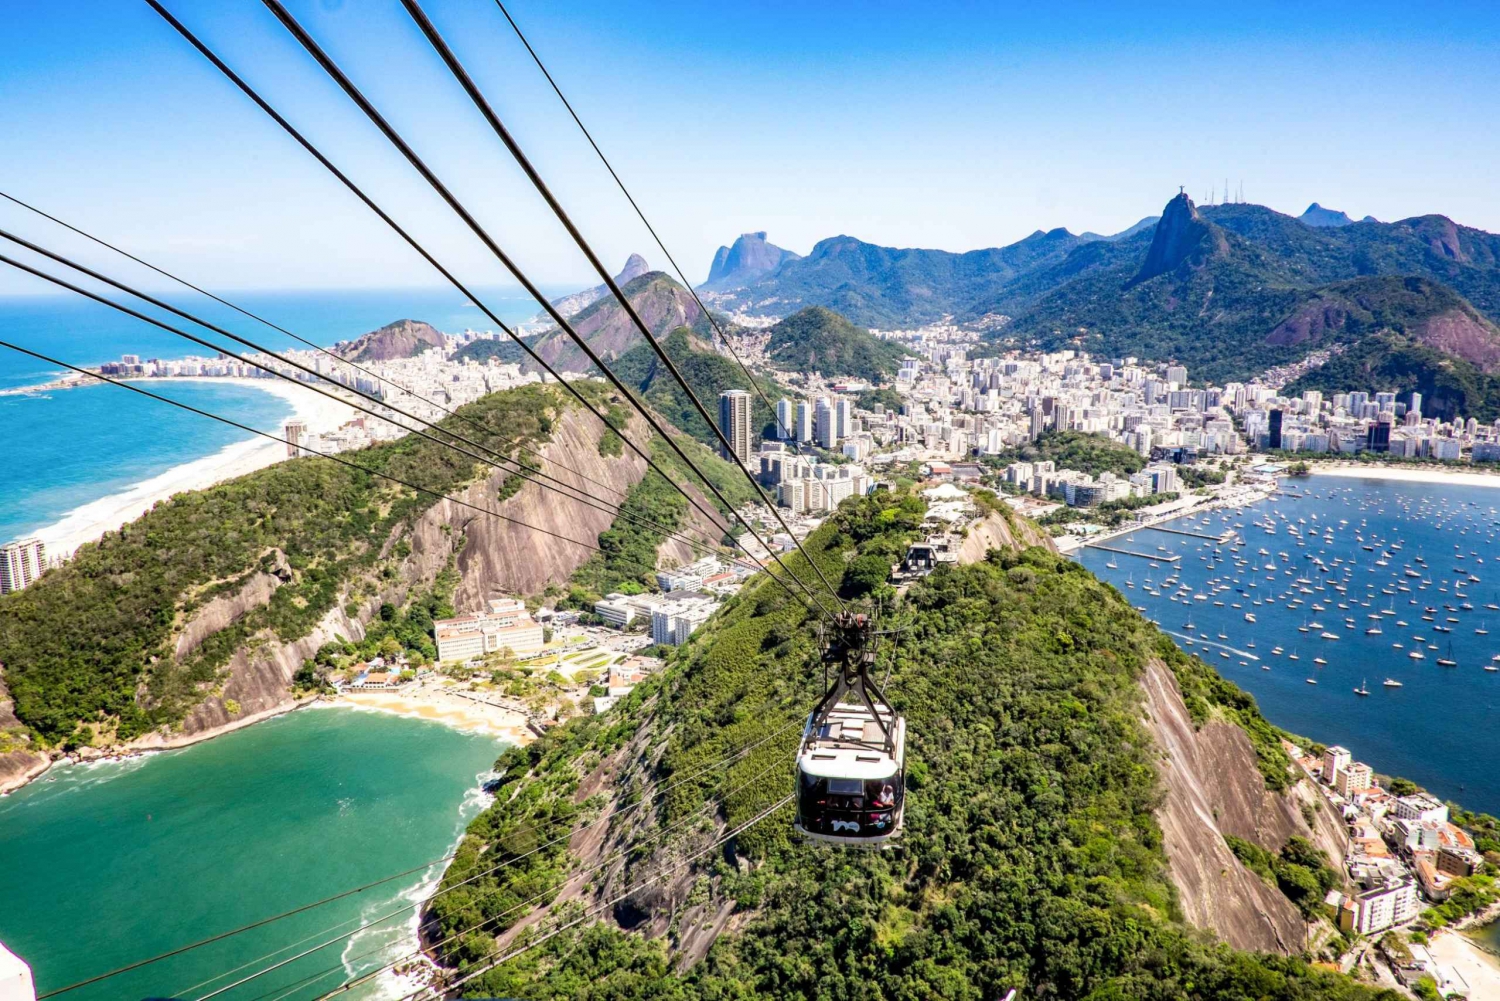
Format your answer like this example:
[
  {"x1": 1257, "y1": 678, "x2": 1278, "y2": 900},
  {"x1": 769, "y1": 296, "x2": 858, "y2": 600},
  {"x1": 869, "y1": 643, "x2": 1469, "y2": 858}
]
[
  {"x1": 0, "y1": 286, "x2": 561, "y2": 543},
  {"x1": 0, "y1": 708, "x2": 502, "y2": 1001},
  {"x1": 1078, "y1": 473, "x2": 1500, "y2": 816}
]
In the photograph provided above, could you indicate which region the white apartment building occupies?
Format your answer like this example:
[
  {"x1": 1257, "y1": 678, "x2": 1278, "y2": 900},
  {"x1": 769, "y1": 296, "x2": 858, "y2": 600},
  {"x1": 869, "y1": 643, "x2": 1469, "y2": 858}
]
[
  {"x1": 433, "y1": 598, "x2": 545, "y2": 662},
  {"x1": 1337, "y1": 761, "x2": 1374, "y2": 799},
  {"x1": 0, "y1": 538, "x2": 46, "y2": 595},
  {"x1": 650, "y1": 594, "x2": 720, "y2": 646},
  {"x1": 1323, "y1": 745, "x2": 1352, "y2": 783},
  {"x1": 718, "y1": 389, "x2": 753, "y2": 465},
  {"x1": 1352, "y1": 879, "x2": 1420, "y2": 936},
  {"x1": 1393, "y1": 793, "x2": 1449, "y2": 825}
]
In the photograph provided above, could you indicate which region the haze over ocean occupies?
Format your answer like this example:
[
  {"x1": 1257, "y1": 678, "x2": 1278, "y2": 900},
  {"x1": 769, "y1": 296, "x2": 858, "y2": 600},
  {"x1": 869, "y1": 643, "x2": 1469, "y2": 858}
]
[{"x1": 0, "y1": 286, "x2": 558, "y2": 542}]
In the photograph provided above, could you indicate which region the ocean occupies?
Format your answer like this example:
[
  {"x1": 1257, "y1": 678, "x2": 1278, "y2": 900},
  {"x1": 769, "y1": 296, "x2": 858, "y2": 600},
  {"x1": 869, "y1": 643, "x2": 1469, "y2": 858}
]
[
  {"x1": 0, "y1": 707, "x2": 503, "y2": 1001},
  {"x1": 1077, "y1": 474, "x2": 1500, "y2": 817},
  {"x1": 0, "y1": 287, "x2": 559, "y2": 542}
]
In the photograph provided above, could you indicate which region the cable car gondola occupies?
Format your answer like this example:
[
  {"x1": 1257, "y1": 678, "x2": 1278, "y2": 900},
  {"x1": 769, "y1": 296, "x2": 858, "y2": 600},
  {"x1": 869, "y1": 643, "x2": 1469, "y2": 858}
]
[{"x1": 795, "y1": 611, "x2": 906, "y2": 846}]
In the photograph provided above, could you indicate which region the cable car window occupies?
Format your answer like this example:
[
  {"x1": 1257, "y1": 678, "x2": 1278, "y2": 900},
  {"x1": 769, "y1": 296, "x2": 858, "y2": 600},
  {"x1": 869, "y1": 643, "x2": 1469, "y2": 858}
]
[{"x1": 827, "y1": 778, "x2": 863, "y2": 795}]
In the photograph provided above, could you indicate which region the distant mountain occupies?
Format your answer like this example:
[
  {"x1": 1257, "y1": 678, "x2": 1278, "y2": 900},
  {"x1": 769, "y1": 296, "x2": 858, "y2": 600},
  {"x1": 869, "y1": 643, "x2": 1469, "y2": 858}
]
[
  {"x1": 1080, "y1": 216, "x2": 1159, "y2": 242},
  {"x1": 545, "y1": 253, "x2": 651, "y2": 321},
  {"x1": 1131, "y1": 192, "x2": 1229, "y2": 285},
  {"x1": 334, "y1": 319, "x2": 445, "y2": 363},
  {"x1": 702, "y1": 232, "x2": 801, "y2": 291},
  {"x1": 1298, "y1": 203, "x2": 1356, "y2": 228},
  {"x1": 764, "y1": 306, "x2": 911, "y2": 382},
  {"x1": 528, "y1": 271, "x2": 707, "y2": 374},
  {"x1": 703, "y1": 228, "x2": 1088, "y2": 328},
  {"x1": 986, "y1": 193, "x2": 1500, "y2": 382}
]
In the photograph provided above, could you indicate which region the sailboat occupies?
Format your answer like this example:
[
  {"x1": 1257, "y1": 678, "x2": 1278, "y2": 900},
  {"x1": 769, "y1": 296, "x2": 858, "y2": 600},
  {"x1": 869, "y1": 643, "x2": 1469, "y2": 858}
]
[
  {"x1": 1437, "y1": 641, "x2": 1457, "y2": 667},
  {"x1": 1354, "y1": 678, "x2": 1370, "y2": 696}
]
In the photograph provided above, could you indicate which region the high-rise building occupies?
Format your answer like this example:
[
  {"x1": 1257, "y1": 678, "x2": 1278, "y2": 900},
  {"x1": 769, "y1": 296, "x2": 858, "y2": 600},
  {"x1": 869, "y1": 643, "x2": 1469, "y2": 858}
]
[
  {"x1": 1410, "y1": 391, "x2": 1423, "y2": 418},
  {"x1": 284, "y1": 420, "x2": 307, "y2": 458},
  {"x1": 775, "y1": 398, "x2": 795, "y2": 440},
  {"x1": 1268, "y1": 409, "x2": 1284, "y2": 450},
  {"x1": 795, "y1": 401, "x2": 814, "y2": 444},
  {"x1": 834, "y1": 398, "x2": 852, "y2": 440},
  {"x1": 1165, "y1": 365, "x2": 1187, "y2": 386},
  {"x1": 1367, "y1": 421, "x2": 1391, "y2": 452},
  {"x1": 717, "y1": 390, "x2": 753, "y2": 464},
  {"x1": 814, "y1": 398, "x2": 837, "y2": 449},
  {"x1": 0, "y1": 538, "x2": 46, "y2": 594},
  {"x1": 1029, "y1": 407, "x2": 1047, "y2": 441}
]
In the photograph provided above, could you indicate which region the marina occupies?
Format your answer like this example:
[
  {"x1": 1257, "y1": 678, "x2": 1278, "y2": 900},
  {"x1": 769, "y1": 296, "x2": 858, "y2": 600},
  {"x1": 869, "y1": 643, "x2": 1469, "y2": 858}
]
[{"x1": 1078, "y1": 473, "x2": 1500, "y2": 816}]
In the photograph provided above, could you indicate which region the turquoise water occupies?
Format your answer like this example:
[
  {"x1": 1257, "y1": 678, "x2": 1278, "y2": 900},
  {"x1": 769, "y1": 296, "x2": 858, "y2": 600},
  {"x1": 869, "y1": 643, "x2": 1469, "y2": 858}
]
[
  {"x1": 1078, "y1": 474, "x2": 1500, "y2": 816},
  {"x1": 0, "y1": 287, "x2": 558, "y2": 543},
  {"x1": 0, "y1": 708, "x2": 502, "y2": 1001},
  {"x1": 0, "y1": 381, "x2": 292, "y2": 542}
]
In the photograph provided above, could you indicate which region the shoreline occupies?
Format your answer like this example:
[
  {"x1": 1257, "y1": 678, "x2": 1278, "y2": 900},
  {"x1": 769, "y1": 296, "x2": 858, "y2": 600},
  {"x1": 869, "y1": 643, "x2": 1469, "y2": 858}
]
[
  {"x1": 27, "y1": 376, "x2": 355, "y2": 558},
  {"x1": 1, "y1": 694, "x2": 322, "y2": 796},
  {"x1": 2, "y1": 684, "x2": 532, "y2": 798},
  {"x1": 1307, "y1": 461, "x2": 1500, "y2": 489}
]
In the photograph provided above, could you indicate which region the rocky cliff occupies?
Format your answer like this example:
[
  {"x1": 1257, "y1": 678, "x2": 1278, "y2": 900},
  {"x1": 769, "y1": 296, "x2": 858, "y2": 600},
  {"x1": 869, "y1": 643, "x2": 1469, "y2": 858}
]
[
  {"x1": 1140, "y1": 658, "x2": 1347, "y2": 954},
  {"x1": 957, "y1": 508, "x2": 1055, "y2": 561},
  {"x1": 545, "y1": 254, "x2": 653, "y2": 322},
  {"x1": 529, "y1": 272, "x2": 706, "y2": 375},
  {"x1": 703, "y1": 231, "x2": 802, "y2": 290},
  {"x1": 334, "y1": 318, "x2": 447, "y2": 363},
  {"x1": 1132, "y1": 192, "x2": 1229, "y2": 285}
]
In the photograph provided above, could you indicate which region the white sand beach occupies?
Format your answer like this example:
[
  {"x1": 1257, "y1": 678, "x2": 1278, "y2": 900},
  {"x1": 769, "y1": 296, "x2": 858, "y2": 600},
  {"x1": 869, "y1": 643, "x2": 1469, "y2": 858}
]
[
  {"x1": 34, "y1": 377, "x2": 355, "y2": 558},
  {"x1": 1312, "y1": 463, "x2": 1500, "y2": 489},
  {"x1": 338, "y1": 679, "x2": 535, "y2": 746},
  {"x1": 1429, "y1": 929, "x2": 1500, "y2": 997}
]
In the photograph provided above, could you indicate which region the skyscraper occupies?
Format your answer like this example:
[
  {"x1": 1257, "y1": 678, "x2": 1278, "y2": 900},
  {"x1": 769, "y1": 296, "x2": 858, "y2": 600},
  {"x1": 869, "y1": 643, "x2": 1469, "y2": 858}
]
[
  {"x1": 814, "y1": 398, "x2": 837, "y2": 449},
  {"x1": 1029, "y1": 407, "x2": 1047, "y2": 441},
  {"x1": 1410, "y1": 392, "x2": 1423, "y2": 419},
  {"x1": 718, "y1": 390, "x2": 753, "y2": 465},
  {"x1": 775, "y1": 398, "x2": 795, "y2": 440},
  {"x1": 795, "y1": 401, "x2": 814, "y2": 444},
  {"x1": 834, "y1": 398, "x2": 852, "y2": 440},
  {"x1": 1268, "y1": 408, "x2": 1284, "y2": 450},
  {"x1": 0, "y1": 538, "x2": 46, "y2": 594}
]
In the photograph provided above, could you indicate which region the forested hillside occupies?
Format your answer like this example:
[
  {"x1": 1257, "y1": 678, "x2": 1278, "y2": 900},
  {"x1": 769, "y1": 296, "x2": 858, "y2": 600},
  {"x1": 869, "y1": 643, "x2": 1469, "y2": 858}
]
[
  {"x1": 0, "y1": 385, "x2": 567, "y2": 745},
  {"x1": 764, "y1": 306, "x2": 910, "y2": 382},
  {"x1": 700, "y1": 195, "x2": 1500, "y2": 385},
  {"x1": 611, "y1": 327, "x2": 783, "y2": 447},
  {"x1": 426, "y1": 488, "x2": 1395, "y2": 1001}
]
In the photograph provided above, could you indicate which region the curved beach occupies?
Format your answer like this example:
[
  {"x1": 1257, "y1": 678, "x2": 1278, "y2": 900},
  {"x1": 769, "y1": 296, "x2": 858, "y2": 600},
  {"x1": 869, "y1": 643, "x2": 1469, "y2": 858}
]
[{"x1": 32, "y1": 377, "x2": 354, "y2": 558}]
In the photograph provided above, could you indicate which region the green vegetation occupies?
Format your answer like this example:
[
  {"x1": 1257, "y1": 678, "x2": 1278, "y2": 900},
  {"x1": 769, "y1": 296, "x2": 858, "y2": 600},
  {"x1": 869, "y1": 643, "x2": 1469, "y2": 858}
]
[
  {"x1": 853, "y1": 386, "x2": 904, "y2": 413},
  {"x1": 1179, "y1": 464, "x2": 1227, "y2": 488},
  {"x1": 1039, "y1": 491, "x2": 1179, "y2": 530},
  {"x1": 995, "y1": 203, "x2": 1500, "y2": 384},
  {"x1": 611, "y1": 327, "x2": 784, "y2": 448},
  {"x1": 0, "y1": 385, "x2": 564, "y2": 746},
  {"x1": 985, "y1": 428, "x2": 1147, "y2": 477},
  {"x1": 428, "y1": 489, "x2": 1392, "y2": 1000},
  {"x1": 764, "y1": 306, "x2": 910, "y2": 382},
  {"x1": 1285, "y1": 331, "x2": 1500, "y2": 423},
  {"x1": 565, "y1": 433, "x2": 754, "y2": 608},
  {"x1": 453, "y1": 336, "x2": 527, "y2": 366},
  {"x1": 1420, "y1": 873, "x2": 1499, "y2": 927},
  {"x1": 1224, "y1": 835, "x2": 1340, "y2": 917}
]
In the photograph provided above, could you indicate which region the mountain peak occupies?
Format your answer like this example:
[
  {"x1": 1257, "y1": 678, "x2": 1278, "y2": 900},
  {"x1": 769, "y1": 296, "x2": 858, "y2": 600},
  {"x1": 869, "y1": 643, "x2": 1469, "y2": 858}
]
[
  {"x1": 1132, "y1": 192, "x2": 1225, "y2": 285},
  {"x1": 616, "y1": 253, "x2": 650, "y2": 285},
  {"x1": 702, "y1": 231, "x2": 801, "y2": 289},
  {"x1": 1298, "y1": 202, "x2": 1355, "y2": 228}
]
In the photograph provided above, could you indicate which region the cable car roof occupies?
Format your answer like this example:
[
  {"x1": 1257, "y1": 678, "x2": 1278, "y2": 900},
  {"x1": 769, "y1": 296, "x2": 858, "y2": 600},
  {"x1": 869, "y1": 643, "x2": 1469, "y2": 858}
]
[{"x1": 798, "y1": 706, "x2": 903, "y2": 780}]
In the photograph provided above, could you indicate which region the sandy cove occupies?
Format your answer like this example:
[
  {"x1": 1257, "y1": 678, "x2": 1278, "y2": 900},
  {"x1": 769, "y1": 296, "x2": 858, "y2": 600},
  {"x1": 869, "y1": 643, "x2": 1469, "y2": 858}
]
[
  {"x1": 33, "y1": 376, "x2": 355, "y2": 558},
  {"x1": 338, "y1": 678, "x2": 537, "y2": 746},
  {"x1": 1429, "y1": 927, "x2": 1500, "y2": 996}
]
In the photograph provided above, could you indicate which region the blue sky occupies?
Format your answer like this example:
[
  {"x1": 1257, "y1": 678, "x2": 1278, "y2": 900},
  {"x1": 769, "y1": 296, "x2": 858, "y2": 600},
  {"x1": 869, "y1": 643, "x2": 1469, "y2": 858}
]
[{"x1": 2, "y1": 0, "x2": 1498, "y2": 296}]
